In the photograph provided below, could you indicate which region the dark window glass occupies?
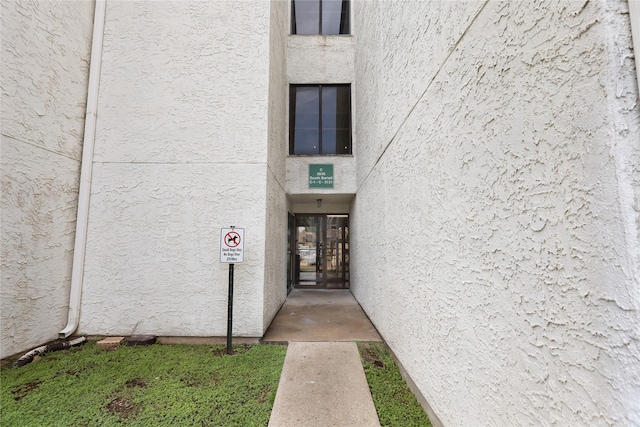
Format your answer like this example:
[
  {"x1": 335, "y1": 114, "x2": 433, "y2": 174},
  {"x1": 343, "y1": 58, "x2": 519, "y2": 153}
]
[
  {"x1": 293, "y1": 86, "x2": 320, "y2": 155},
  {"x1": 321, "y1": 87, "x2": 338, "y2": 154},
  {"x1": 290, "y1": 85, "x2": 351, "y2": 155},
  {"x1": 292, "y1": 0, "x2": 350, "y2": 35},
  {"x1": 292, "y1": 0, "x2": 320, "y2": 35},
  {"x1": 322, "y1": 0, "x2": 349, "y2": 35}
]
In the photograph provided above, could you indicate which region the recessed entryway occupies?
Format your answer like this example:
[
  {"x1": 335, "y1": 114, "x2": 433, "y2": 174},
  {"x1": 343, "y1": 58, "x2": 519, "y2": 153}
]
[{"x1": 290, "y1": 214, "x2": 349, "y2": 289}]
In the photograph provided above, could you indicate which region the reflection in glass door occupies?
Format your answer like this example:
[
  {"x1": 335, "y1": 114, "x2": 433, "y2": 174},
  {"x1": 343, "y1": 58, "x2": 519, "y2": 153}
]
[
  {"x1": 287, "y1": 212, "x2": 295, "y2": 294},
  {"x1": 293, "y1": 215, "x2": 349, "y2": 289},
  {"x1": 325, "y1": 215, "x2": 349, "y2": 286}
]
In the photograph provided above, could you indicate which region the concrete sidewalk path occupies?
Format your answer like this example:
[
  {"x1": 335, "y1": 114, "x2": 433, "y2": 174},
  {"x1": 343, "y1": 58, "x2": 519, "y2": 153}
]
[
  {"x1": 262, "y1": 289, "x2": 382, "y2": 343},
  {"x1": 268, "y1": 341, "x2": 381, "y2": 427}
]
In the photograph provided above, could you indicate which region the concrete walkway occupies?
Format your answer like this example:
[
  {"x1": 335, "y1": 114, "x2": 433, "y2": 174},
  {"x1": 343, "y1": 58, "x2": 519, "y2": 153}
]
[
  {"x1": 269, "y1": 342, "x2": 381, "y2": 427},
  {"x1": 265, "y1": 290, "x2": 383, "y2": 426},
  {"x1": 263, "y1": 289, "x2": 382, "y2": 343}
]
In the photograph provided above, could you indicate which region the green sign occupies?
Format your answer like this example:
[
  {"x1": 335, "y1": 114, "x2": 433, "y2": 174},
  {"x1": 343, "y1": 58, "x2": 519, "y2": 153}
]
[{"x1": 309, "y1": 164, "x2": 334, "y2": 188}]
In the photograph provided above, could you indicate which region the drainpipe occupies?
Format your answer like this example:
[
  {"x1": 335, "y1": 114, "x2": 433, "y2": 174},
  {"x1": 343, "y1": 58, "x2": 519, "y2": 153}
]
[
  {"x1": 59, "y1": 0, "x2": 106, "y2": 338},
  {"x1": 630, "y1": 0, "x2": 640, "y2": 93}
]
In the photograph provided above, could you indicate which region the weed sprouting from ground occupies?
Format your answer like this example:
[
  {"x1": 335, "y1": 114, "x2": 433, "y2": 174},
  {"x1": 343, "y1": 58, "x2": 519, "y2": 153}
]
[
  {"x1": 358, "y1": 341, "x2": 433, "y2": 427},
  {"x1": 1, "y1": 342, "x2": 287, "y2": 426}
]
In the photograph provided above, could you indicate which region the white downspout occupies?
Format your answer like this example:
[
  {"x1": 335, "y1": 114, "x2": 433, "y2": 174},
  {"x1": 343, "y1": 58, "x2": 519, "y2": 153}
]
[
  {"x1": 60, "y1": 0, "x2": 106, "y2": 338},
  {"x1": 630, "y1": 0, "x2": 640, "y2": 93}
]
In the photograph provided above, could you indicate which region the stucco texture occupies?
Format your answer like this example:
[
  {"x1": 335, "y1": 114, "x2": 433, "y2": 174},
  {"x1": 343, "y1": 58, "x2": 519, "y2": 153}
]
[
  {"x1": 81, "y1": 1, "x2": 277, "y2": 337},
  {"x1": 94, "y1": 1, "x2": 271, "y2": 164},
  {"x1": 351, "y1": 1, "x2": 640, "y2": 425},
  {"x1": 288, "y1": 35, "x2": 354, "y2": 84},
  {"x1": 263, "y1": 0, "x2": 290, "y2": 331},
  {"x1": 286, "y1": 22, "x2": 357, "y2": 201},
  {"x1": 81, "y1": 164, "x2": 268, "y2": 336},
  {"x1": 1, "y1": 1, "x2": 93, "y2": 358}
]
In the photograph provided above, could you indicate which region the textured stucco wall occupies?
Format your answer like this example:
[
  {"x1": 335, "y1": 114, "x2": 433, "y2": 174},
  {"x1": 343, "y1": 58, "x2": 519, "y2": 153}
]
[
  {"x1": 286, "y1": 25, "x2": 356, "y2": 204},
  {"x1": 263, "y1": 170, "x2": 287, "y2": 331},
  {"x1": 263, "y1": 0, "x2": 289, "y2": 331},
  {"x1": 288, "y1": 35, "x2": 354, "y2": 84},
  {"x1": 82, "y1": 164, "x2": 268, "y2": 336},
  {"x1": 352, "y1": 0, "x2": 483, "y2": 182},
  {"x1": 286, "y1": 156, "x2": 356, "y2": 196},
  {"x1": 1, "y1": 1, "x2": 93, "y2": 358},
  {"x1": 351, "y1": 1, "x2": 640, "y2": 425},
  {"x1": 80, "y1": 1, "x2": 273, "y2": 337}
]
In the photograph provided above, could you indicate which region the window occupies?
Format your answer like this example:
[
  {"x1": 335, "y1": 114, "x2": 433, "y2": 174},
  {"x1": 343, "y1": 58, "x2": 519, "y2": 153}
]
[
  {"x1": 291, "y1": 0, "x2": 350, "y2": 35},
  {"x1": 290, "y1": 84, "x2": 351, "y2": 155}
]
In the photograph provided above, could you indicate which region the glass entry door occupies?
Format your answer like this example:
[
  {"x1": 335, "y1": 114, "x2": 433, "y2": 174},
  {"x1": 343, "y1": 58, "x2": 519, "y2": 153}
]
[{"x1": 293, "y1": 215, "x2": 349, "y2": 289}]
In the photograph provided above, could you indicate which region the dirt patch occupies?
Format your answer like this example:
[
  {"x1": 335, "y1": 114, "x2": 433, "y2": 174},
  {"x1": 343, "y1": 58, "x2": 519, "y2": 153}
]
[
  {"x1": 105, "y1": 397, "x2": 140, "y2": 419},
  {"x1": 0, "y1": 357, "x2": 16, "y2": 368},
  {"x1": 373, "y1": 359, "x2": 386, "y2": 368},
  {"x1": 359, "y1": 343, "x2": 386, "y2": 368},
  {"x1": 360, "y1": 345, "x2": 378, "y2": 362},
  {"x1": 181, "y1": 374, "x2": 219, "y2": 387},
  {"x1": 211, "y1": 347, "x2": 229, "y2": 357},
  {"x1": 181, "y1": 377, "x2": 202, "y2": 387},
  {"x1": 125, "y1": 378, "x2": 147, "y2": 388},
  {"x1": 256, "y1": 385, "x2": 271, "y2": 404},
  {"x1": 12, "y1": 381, "x2": 42, "y2": 401},
  {"x1": 213, "y1": 344, "x2": 251, "y2": 356}
]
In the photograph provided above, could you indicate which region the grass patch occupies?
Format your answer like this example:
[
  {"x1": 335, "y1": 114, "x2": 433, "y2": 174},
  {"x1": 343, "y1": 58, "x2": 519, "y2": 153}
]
[
  {"x1": 1, "y1": 342, "x2": 286, "y2": 426},
  {"x1": 3, "y1": 340, "x2": 433, "y2": 426},
  {"x1": 358, "y1": 342, "x2": 432, "y2": 427}
]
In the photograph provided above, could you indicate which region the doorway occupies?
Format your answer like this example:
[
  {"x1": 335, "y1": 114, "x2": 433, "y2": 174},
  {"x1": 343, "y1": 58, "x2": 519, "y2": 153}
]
[{"x1": 292, "y1": 214, "x2": 349, "y2": 289}]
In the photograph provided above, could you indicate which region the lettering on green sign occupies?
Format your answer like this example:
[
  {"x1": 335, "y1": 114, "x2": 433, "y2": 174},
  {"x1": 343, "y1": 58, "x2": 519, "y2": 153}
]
[{"x1": 309, "y1": 164, "x2": 334, "y2": 188}]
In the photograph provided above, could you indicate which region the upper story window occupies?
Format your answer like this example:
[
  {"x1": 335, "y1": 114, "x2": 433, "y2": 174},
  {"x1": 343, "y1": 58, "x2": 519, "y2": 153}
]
[
  {"x1": 291, "y1": 0, "x2": 350, "y2": 35},
  {"x1": 290, "y1": 84, "x2": 351, "y2": 155}
]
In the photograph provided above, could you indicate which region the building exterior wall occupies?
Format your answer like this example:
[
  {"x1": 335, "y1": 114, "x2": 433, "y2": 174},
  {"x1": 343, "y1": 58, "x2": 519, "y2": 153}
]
[
  {"x1": 1, "y1": 1, "x2": 94, "y2": 358},
  {"x1": 287, "y1": 156, "x2": 356, "y2": 196},
  {"x1": 286, "y1": 15, "x2": 357, "y2": 210},
  {"x1": 79, "y1": 1, "x2": 273, "y2": 337},
  {"x1": 263, "y1": 0, "x2": 290, "y2": 331},
  {"x1": 351, "y1": 1, "x2": 640, "y2": 425},
  {"x1": 288, "y1": 36, "x2": 355, "y2": 84},
  {"x1": 2, "y1": 1, "x2": 639, "y2": 424}
]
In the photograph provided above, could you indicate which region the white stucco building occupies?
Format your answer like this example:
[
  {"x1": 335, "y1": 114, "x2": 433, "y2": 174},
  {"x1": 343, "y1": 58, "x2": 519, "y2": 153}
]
[{"x1": 2, "y1": 1, "x2": 639, "y2": 425}]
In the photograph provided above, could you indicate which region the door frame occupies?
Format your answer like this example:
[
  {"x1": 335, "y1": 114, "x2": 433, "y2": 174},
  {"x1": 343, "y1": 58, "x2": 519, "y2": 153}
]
[
  {"x1": 287, "y1": 212, "x2": 295, "y2": 294},
  {"x1": 291, "y1": 214, "x2": 349, "y2": 289}
]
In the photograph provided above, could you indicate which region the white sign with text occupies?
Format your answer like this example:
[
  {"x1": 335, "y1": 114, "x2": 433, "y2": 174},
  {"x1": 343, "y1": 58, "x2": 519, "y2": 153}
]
[{"x1": 220, "y1": 228, "x2": 244, "y2": 263}]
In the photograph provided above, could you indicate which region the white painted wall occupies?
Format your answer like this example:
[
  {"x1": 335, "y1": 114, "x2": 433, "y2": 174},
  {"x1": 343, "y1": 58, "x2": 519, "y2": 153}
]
[
  {"x1": 80, "y1": 1, "x2": 274, "y2": 337},
  {"x1": 288, "y1": 36, "x2": 354, "y2": 84},
  {"x1": 4, "y1": 6, "x2": 638, "y2": 426},
  {"x1": 287, "y1": 156, "x2": 356, "y2": 196},
  {"x1": 351, "y1": 1, "x2": 640, "y2": 425},
  {"x1": 263, "y1": 0, "x2": 289, "y2": 331},
  {"x1": 286, "y1": 20, "x2": 357, "y2": 206},
  {"x1": 1, "y1": 1, "x2": 94, "y2": 358}
]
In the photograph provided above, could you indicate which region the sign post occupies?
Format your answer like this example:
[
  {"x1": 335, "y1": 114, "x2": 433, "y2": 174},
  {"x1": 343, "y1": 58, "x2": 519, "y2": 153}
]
[{"x1": 220, "y1": 227, "x2": 244, "y2": 354}]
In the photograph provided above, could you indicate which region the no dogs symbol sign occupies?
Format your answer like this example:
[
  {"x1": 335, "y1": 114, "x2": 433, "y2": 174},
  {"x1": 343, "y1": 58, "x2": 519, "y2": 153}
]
[{"x1": 220, "y1": 228, "x2": 244, "y2": 263}]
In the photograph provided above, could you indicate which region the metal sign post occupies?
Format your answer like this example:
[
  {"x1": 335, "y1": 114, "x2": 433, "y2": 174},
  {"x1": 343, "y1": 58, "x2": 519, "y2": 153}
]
[
  {"x1": 226, "y1": 262, "x2": 234, "y2": 354},
  {"x1": 220, "y1": 227, "x2": 244, "y2": 354}
]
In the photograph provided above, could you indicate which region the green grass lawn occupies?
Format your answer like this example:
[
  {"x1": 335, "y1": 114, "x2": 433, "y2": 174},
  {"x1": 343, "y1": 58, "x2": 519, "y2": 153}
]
[
  {"x1": 2, "y1": 341, "x2": 431, "y2": 426},
  {"x1": 358, "y1": 342, "x2": 433, "y2": 427},
  {"x1": 1, "y1": 342, "x2": 286, "y2": 426}
]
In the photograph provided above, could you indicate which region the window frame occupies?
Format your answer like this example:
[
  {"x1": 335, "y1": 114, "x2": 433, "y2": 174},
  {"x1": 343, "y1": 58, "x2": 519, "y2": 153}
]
[
  {"x1": 291, "y1": 0, "x2": 351, "y2": 35},
  {"x1": 289, "y1": 84, "x2": 352, "y2": 156}
]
